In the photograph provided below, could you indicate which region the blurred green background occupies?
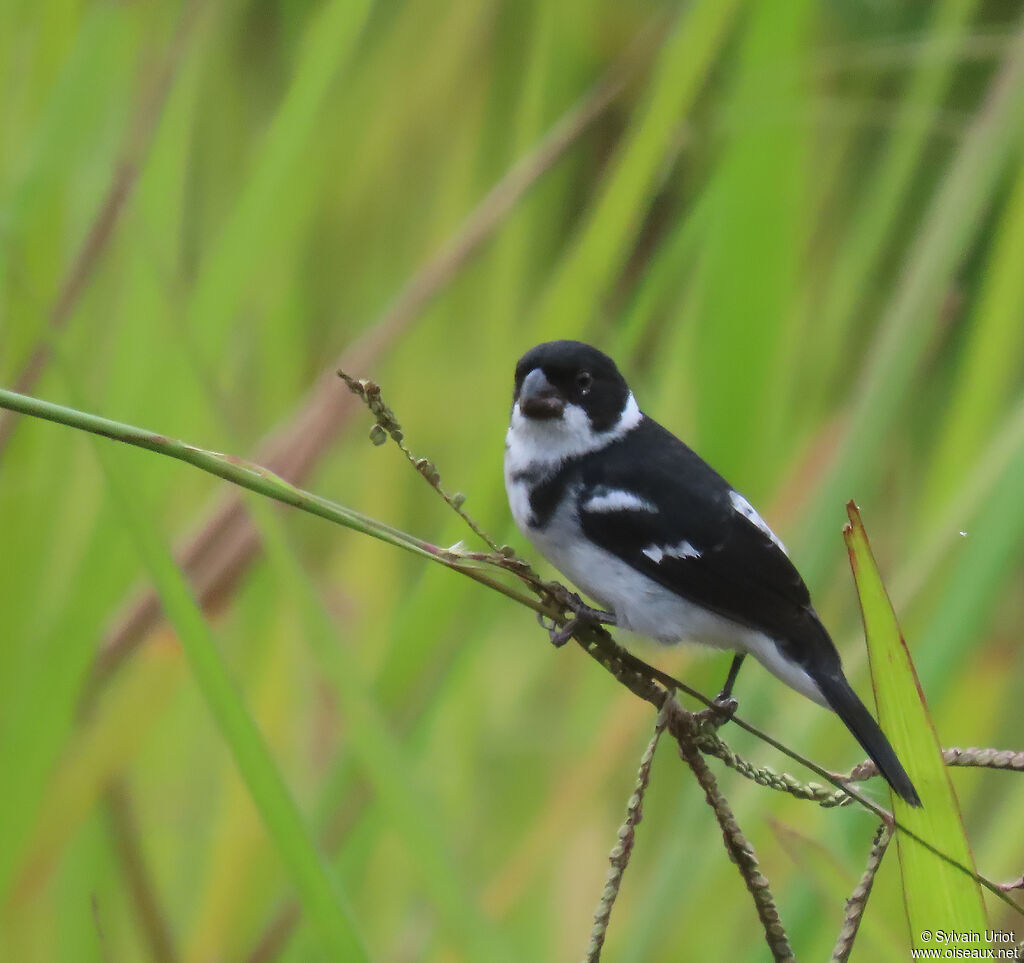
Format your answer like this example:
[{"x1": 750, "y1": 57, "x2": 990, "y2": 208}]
[{"x1": 2, "y1": 0, "x2": 1024, "y2": 959}]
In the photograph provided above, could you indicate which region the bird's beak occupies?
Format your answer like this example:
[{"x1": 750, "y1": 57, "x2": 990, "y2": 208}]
[{"x1": 518, "y1": 368, "x2": 565, "y2": 420}]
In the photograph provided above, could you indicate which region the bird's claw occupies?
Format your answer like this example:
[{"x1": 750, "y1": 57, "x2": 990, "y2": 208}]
[
  {"x1": 548, "y1": 619, "x2": 578, "y2": 648},
  {"x1": 537, "y1": 610, "x2": 574, "y2": 648},
  {"x1": 712, "y1": 694, "x2": 739, "y2": 716},
  {"x1": 538, "y1": 583, "x2": 615, "y2": 648},
  {"x1": 695, "y1": 696, "x2": 738, "y2": 731},
  {"x1": 543, "y1": 582, "x2": 582, "y2": 612}
]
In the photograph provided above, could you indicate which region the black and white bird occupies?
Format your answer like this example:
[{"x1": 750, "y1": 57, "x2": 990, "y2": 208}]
[{"x1": 504, "y1": 340, "x2": 920, "y2": 806}]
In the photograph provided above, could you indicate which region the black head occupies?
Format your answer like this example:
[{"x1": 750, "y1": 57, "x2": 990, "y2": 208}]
[{"x1": 512, "y1": 340, "x2": 630, "y2": 432}]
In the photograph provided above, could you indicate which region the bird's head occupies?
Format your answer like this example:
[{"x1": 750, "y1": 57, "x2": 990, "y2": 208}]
[
  {"x1": 507, "y1": 341, "x2": 642, "y2": 467},
  {"x1": 512, "y1": 340, "x2": 631, "y2": 432}
]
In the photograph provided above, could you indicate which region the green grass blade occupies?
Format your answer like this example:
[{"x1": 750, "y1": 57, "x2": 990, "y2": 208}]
[
  {"x1": 810, "y1": 0, "x2": 982, "y2": 403},
  {"x1": 244, "y1": 492, "x2": 518, "y2": 962},
  {"x1": 0, "y1": 387, "x2": 460, "y2": 566},
  {"x1": 690, "y1": 0, "x2": 812, "y2": 488},
  {"x1": 8, "y1": 648, "x2": 182, "y2": 913},
  {"x1": 530, "y1": 0, "x2": 740, "y2": 334},
  {"x1": 66, "y1": 417, "x2": 369, "y2": 958},
  {"x1": 0, "y1": 502, "x2": 128, "y2": 908},
  {"x1": 843, "y1": 502, "x2": 988, "y2": 949},
  {"x1": 918, "y1": 157, "x2": 1024, "y2": 523},
  {"x1": 913, "y1": 423, "x2": 1024, "y2": 704},
  {"x1": 185, "y1": 0, "x2": 375, "y2": 363},
  {"x1": 795, "y1": 20, "x2": 1024, "y2": 583}
]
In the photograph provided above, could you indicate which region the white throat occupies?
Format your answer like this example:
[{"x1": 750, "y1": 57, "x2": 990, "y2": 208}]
[{"x1": 504, "y1": 392, "x2": 642, "y2": 478}]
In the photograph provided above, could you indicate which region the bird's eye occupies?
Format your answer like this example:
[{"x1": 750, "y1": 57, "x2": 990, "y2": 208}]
[{"x1": 576, "y1": 371, "x2": 593, "y2": 394}]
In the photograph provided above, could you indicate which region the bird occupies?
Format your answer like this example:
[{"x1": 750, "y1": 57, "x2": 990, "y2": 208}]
[{"x1": 503, "y1": 339, "x2": 921, "y2": 806}]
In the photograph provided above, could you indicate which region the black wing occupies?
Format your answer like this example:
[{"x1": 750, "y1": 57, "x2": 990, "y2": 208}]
[
  {"x1": 576, "y1": 418, "x2": 833, "y2": 664},
  {"x1": 568, "y1": 419, "x2": 921, "y2": 802}
]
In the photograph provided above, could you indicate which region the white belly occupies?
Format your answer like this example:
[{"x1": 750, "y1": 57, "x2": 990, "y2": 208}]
[
  {"x1": 508, "y1": 474, "x2": 735, "y2": 640},
  {"x1": 504, "y1": 473, "x2": 827, "y2": 706}
]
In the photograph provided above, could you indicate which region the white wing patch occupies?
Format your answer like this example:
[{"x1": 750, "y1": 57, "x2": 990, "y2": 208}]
[
  {"x1": 583, "y1": 489, "x2": 658, "y2": 514},
  {"x1": 642, "y1": 540, "x2": 702, "y2": 564},
  {"x1": 729, "y1": 490, "x2": 787, "y2": 553}
]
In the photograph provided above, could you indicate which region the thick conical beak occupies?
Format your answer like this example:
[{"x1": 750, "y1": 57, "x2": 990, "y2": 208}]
[{"x1": 519, "y1": 368, "x2": 565, "y2": 420}]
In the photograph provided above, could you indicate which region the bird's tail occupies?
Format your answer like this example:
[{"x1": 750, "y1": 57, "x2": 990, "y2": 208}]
[{"x1": 815, "y1": 671, "x2": 922, "y2": 807}]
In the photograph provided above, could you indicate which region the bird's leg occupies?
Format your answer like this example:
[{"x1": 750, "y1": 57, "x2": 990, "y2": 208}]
[
  {"x1": 693, "y1": 655, "x2": 744, "y2": 730},
  {"x1": 713, "y1": 653, "x2": 745, "y2": 713},
  {"x1": 539, "y1": 583, "x2": 616, "y2": 648}
]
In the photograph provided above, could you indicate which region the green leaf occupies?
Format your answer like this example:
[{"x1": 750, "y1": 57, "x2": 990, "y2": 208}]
[
  {"x1": 530, "y1": 0, "x2": 741, "y2": 335},
  {"x1": 843, "y1": 502, "x2": 988, "y2": 949},
  {"x1": 66, "y1": 407, "x2": 370, "y2": 959},
  {"x1": 796, "y1": 25, "x2": 1024, "y2": 584}
]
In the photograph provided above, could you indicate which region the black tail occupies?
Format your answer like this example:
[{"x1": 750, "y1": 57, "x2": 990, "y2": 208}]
[{"x1": 816, "y1": 671, "x2": 922, "y2": 807}]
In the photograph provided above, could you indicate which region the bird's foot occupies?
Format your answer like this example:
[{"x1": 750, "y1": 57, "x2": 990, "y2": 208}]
[
  {"x1": 545, "y1": 616, "x2": 579, "y2": 648},
  {"x1": 694, "y1": 695, "x2": 738, "y2": 732},
  {"x1": 713, "y1": 654, "x2": 745, "y2": 707},
  {"x1": 539, "y1": 583, "x2": 615, "y2": 648},
  {"x1": 712, "y1": 693, "x2": 739, "y2": 716}
]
